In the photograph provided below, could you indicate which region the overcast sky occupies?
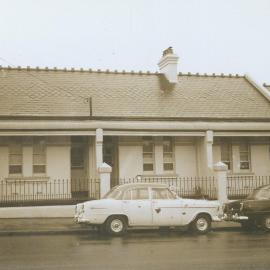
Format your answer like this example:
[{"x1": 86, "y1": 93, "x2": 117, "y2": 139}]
[{"x1": 0, "y1": 0, "x2": 269, "y2": 84}]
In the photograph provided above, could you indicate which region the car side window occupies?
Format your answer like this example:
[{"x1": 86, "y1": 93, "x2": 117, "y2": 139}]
[
  {"x1": 122, "y1": 189, "x2": 132, "y2": 200},
  {"x1": 131, "y1": 188, "x2": 149, "y2": 200},
  {"x1": 152, "y1": 188, "x2": 175, "y2": 200}
]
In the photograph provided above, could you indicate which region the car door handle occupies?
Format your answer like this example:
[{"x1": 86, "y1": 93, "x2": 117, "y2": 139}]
[
  {"x1": 138, "y1": 205, "x2": 142, "y2": 208},
  {"x1": 155, "y1": 208, "x2": 161, "y2": 213}
]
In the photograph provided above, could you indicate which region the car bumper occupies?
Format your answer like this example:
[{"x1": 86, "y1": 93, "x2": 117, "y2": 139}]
[
  {"x1": 74, "y1": 216, "x2": 91, "y2": 224},
  {"x1": 222, "y1": 213, "x2": 248, "y2": 221}
]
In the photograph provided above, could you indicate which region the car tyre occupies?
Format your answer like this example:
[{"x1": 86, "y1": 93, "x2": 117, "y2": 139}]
[
  {"x1": 261, "y1": 215, "x2": 270, "y2": 232},
  {"x1": 190, "y1": 214, "x2": 211, "y2": 234},
  {"x1": 105, "y1": 216, "x2": 127, "y2": 236}
]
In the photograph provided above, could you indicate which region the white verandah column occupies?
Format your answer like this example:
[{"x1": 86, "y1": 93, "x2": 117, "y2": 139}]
[
  {"x1": 205, "y1": 130, "x2": 214, "y2": 174},
  {"x1": 95, "y1": 128, "x2": 103, "y2": 169}
]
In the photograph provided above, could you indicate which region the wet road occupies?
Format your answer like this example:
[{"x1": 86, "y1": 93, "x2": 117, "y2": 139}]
[{"x1": 0, "y1": 229, "x2": 270, "y2": 270}]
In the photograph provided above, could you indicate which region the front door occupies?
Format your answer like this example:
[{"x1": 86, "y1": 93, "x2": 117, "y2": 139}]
[
  {"x1": 103, "y1": 136, "x2": 119, "y2": 187},
  {"x1": 151, "y1": 187, "x2": 183, "y2": 226},
  {"x1": 71, "y1": 136, "x2": 88, "y2": 198}
]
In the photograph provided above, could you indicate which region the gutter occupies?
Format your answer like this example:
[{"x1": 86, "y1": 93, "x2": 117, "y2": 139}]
[{"x1": 0, "y1": 120, "x2": 269, "y2": 131}]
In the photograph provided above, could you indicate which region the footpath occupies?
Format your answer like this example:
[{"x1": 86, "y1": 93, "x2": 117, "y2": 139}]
[{"x1": 0, "y1": 218, "x2": 240, "y2": 236}]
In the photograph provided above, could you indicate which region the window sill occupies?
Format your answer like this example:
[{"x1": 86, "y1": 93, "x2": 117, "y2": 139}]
[{"x1": 5, "y1": 176, "x2": 50, "y2": 183}]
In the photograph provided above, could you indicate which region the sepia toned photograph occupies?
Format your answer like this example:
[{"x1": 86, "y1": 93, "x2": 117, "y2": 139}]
[{"x1": 0, "y1": 0, "x2": 270, "y2": 269}]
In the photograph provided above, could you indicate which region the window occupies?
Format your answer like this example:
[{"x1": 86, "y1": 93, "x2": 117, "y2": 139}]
[
  {"x1": 132, "y1": 188, "x2": 149, "y2": 200},
  {"x1": 239, "y1": 144, "x2": 250, "y2": 170},
  {"x1": 152, "y1": 188, "x2": 176, "y2": 200},
  {"x1": 143, "y1": 137, "x2": 154, "y2": 173},
  {"x1": 163, "y1": 137, "x2": 174, "y2": 171},
  {"x1": 33, "y1": 137, "x2": 46, "y2": 174},
  {"x1": 221, "y1": 143, "x2": 232, "y2": 170},
  {"x1": 9, "y1": 138, "x2": 23, "y2": 174}
]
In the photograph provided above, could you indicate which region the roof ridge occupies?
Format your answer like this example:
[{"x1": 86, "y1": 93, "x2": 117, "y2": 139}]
[
  {"x1": 244, "y1": 74, "x2": 270, "y2": 103},
  {"x1": 0, "y1": 65, "x2": 244, "y2": 78}
]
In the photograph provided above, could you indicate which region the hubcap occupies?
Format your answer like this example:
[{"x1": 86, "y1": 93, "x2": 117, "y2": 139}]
[
  {"x1": 196, "y1": 218, "x2": 208, "y2": 231},
  {"x1": 265, "y1": 217, "x2": 270, "y2": 229},
  {"x1": 110, "y1": 219, "x2": 124, "y2": 233}
]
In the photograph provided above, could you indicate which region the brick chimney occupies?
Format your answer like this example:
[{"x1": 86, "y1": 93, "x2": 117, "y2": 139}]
[{"x1": 158, "y1": 47, "x2": 179, "y2": 83}]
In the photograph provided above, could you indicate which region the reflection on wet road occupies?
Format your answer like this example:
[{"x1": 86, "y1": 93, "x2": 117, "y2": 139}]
[{"x1": 0, "y1": 230, "x2": 270, "y2": 270}]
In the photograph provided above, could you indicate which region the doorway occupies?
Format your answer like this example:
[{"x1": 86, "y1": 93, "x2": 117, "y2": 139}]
[
  {"x1": 103, "y1": 136, "x2": 119, "y2": 187},
  {"x1": 70, "y1": 136, "x2": 89, "y2": 198}
]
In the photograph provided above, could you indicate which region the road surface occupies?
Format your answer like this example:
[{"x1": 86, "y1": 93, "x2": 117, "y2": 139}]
[{"x1": 0, "y1": 229, "x2": 269, "y2": 270}]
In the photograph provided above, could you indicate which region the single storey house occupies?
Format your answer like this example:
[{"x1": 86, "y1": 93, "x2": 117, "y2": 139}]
[{"x1": 0, "y1": 48, "x2": 270, "y2": 201}]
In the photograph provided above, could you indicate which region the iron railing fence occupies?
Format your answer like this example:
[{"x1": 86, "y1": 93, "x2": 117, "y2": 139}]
[
  {"x1": 0, "y1": 178, "x2": 100, "y2": 207},
  {"x1": 118, "y1": 176, "x2": 218, "y2": 200},
  {"x1": 1, "y1": 175, "x2": 270, "y2": 207},
  {"x1": 227, "y1": 175, "x2": 270, "y2": 199}
]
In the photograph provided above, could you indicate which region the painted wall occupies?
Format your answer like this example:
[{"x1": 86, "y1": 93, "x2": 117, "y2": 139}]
[
  {"x1": 175, "y1": 145, "x2": 197, "y2": 176},
  {"x1": 46, "y1": 145, "x2": 70, "y2": 179},
  {"x1": 213, "y1": 145, "x2": 221, "y2": 164},
  {"x1": 251, "y1": 144, "x2": 270, "y2": 175},
  {"x1": 0, "y1": 146, "x2": 8, "y2": 179},
  {"x1": 119, "y1": 145, "x2": 143, "y2": 179}
]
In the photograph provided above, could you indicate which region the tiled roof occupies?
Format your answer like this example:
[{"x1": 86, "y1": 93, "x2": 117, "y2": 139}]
[{"x1": 0, "y1": 66, "x2": 270, "y2": 120}]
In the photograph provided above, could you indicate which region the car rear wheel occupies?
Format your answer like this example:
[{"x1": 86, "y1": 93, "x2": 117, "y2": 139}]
[
  {"x1": 190, "y1": 214, "x2": 211, "y2": 234},
  {"x1": 261, "y1": 215, "x2": 270, "y2": 232},
  {"x1": 105, "y1": 216, "x2": 127, "y2": 236}
]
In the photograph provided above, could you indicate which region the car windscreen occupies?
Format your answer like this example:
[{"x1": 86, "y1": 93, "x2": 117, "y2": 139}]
[{"x1": 102, "y1": 186, "x2": 123, "y2": 199}]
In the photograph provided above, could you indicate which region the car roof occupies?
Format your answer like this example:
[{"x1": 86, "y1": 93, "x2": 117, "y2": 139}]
[
  {"x1": 116, "y1": 183, "x2": 168, "y2": 190},
  {"x1": 256, "y1": 184, "x2": 270, "y2": 190}
]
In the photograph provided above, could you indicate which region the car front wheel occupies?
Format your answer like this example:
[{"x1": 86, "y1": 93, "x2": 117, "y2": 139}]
[
  {"x1": 105, "y1": 216, "x2": 127, "y2": 236},
  {"x1": 190, "y1": 214, "x2": 211, "y2": 234},
  {"x1": 261, "y1": 215, "x2": 270, "y2": 232}
]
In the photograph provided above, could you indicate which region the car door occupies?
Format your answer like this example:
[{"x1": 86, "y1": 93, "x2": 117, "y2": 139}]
[
  {"x1": 121, "y1": 187, "x2": 152, "y2": 226},
  {"x1": 151, "y1": 187, "x2": 183, "y2": 226}
]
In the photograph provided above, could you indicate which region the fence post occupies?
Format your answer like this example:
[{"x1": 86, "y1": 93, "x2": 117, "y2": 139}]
[
  {"x1": 98, "y1": 162, "x2": 112, "y2": 198},
  {"x1": 213, "y1": 161, "x2": 228, "y2": 203}
]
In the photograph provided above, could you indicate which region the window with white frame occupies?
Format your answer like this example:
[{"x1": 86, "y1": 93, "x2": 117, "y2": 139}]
[
  {"x1": 163, "y1": 137, "x2": 174, "y2": 172},
  {"x1": 9, "y1": 138, "x2": 23, "y2": 175},
  {"x1": 143, "y1": 137, "x2": 154, "y2": 173},
  {"x1": 239, "y1": 143, "x2": 250, "y2": 170},
  {"x1": 221, "y1": 143, "x2": 232, "y2": 170},
  {"x1": 33, "y1": 137, "x2": 46, "y2": 174}
]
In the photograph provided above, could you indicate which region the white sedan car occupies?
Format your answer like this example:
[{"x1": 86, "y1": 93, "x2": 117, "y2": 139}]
[{"x1": 74, "y1": 183, "x2": 222, "y2": 235}]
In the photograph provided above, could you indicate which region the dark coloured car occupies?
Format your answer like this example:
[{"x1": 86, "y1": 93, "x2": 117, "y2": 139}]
[{"x1": 223, "y1": 184, "x2": 270, "y2": 231}]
